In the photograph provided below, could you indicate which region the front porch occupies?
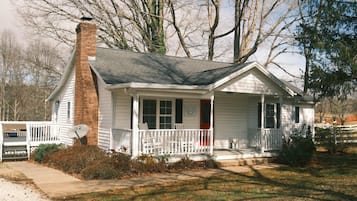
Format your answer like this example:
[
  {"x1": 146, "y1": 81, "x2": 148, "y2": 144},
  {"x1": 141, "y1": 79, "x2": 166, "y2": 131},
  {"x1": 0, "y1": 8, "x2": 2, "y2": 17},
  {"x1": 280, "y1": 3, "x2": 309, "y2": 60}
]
[{"x1": 110, "y1": 127, "x2": 283, "y2": 158}]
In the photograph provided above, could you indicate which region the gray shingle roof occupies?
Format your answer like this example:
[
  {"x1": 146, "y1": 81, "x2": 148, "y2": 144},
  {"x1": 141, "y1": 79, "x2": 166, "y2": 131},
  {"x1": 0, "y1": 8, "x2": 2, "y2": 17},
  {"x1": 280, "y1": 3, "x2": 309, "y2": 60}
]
[{"x1": 89, "y1": 47, "x2": 252, "y2": 86}]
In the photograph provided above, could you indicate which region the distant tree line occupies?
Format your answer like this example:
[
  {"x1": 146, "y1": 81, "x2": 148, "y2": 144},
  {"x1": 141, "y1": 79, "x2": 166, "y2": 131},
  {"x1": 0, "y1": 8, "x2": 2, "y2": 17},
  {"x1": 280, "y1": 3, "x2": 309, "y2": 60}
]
[{"x1": 0, "y1": 30, "x2": 64, "y2": 121}]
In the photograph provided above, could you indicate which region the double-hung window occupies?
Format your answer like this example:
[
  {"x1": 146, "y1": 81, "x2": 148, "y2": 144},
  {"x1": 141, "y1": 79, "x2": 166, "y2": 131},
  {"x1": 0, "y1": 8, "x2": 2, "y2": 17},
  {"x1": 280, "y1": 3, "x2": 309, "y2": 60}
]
[
  {"x1": 258, "y1": 103, "x2": 280, "y2": 129},
  {"x1": 142, "y1": 99, "x2": 174, "y2": 129}
]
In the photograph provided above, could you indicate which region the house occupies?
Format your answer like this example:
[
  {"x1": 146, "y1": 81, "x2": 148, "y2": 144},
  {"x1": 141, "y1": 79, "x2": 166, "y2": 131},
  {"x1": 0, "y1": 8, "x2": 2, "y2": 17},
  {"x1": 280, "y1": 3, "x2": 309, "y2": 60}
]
[{"x1": 47, "y1": 18, "x2": 315, "y2": 159}]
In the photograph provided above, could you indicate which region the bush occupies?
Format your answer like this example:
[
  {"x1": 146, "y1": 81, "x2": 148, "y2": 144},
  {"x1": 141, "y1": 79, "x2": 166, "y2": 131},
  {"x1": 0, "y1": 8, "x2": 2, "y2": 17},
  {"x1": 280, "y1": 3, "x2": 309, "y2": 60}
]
[
  {"x1": 44, "y1": 145, "x2": 219, "y2": 179},
  {"x1": 47, "y1": 145, "x2": 106, "y2": 174},
  {"x1": 131, "y1": 155, "x2": 168, "y2": 174},
  {"x1": 81, "y1": 159, "x2": 121, "y2": 180},
  {"x1": 32, "y1": 144, "x2": 63, "y2": 163},
  {"x1": 277, "y1": 125, "x2": 316, "y2": 166},
  {"x1": 109, "y1": 152, "x2": 132, "y2": 173}
]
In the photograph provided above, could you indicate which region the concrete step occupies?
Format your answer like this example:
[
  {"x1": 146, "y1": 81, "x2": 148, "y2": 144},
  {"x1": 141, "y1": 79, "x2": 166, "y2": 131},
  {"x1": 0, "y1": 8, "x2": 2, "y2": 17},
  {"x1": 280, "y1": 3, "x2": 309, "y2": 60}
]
[{"x1": 216, "y1": 157, "x2": 274, "y2": 167}]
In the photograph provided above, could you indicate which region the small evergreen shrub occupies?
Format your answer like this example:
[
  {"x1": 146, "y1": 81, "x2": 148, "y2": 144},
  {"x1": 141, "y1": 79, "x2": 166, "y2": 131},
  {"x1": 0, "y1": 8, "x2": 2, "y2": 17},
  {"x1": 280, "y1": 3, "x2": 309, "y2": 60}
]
[
  {"x1": 32, "y1": 144, "x2": 63, "y2": 163},
  {"x1": 278, "y1": 125, "x2": 316, "y2": 166}
]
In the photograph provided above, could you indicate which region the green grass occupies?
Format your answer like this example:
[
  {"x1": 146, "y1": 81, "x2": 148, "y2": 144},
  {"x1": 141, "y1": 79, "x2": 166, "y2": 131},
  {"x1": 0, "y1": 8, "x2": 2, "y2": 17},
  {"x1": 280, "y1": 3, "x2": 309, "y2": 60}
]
[{"x1": 60, "y1": 153, "x2": 357, "y2": 201}]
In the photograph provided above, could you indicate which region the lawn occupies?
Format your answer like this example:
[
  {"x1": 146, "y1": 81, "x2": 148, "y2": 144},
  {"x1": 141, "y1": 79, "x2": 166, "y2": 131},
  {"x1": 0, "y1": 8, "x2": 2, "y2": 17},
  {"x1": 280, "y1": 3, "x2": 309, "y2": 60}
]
[{"x1": 60, "y1": 153, "x2": 357, "y2": 201}]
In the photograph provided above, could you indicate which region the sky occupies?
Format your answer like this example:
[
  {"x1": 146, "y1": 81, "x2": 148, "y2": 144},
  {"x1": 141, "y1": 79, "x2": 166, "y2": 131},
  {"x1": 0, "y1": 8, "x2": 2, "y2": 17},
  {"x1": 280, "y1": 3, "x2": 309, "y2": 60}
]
[
  {"x1": 0, "y1": 0, "x2": 25, "y2": 40},
  {"x1": 0, "y1": 0, "x2": 305, "y2": 86}
]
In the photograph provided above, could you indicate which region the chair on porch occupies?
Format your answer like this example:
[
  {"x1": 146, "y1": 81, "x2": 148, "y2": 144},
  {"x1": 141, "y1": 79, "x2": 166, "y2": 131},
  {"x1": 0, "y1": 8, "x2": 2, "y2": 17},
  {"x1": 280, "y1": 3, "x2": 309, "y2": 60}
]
[
  {"x1": 174, "y1": 123, "x2": 184, "y2": 129},
  {"x1": 139, "y1": 122, "x2": 149, "y2": 130},
  {"x1": 139, "y1": 122, "x2": 163, "y2": 155}
]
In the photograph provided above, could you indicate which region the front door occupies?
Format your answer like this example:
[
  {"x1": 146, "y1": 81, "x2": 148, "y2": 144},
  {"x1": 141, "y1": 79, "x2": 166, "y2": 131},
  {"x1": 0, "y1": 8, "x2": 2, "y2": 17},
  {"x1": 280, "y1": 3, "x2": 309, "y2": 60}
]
[{"x1": 200, "y1": 100, "x2": 211, "y2": 145}]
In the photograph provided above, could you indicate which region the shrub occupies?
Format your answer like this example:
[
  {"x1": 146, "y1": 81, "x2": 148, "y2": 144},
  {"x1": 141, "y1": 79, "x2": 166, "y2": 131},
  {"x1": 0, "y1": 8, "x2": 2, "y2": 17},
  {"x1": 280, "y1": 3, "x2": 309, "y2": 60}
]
[
  {"x1": 169, "y1": 156, "x2": 197, "y2": 170},
  {"x1": 81, "y1": 159, "x2": 120, "y2": 180},
  {"x1": 32, "y1": 144, "x2": 63, "y2": 163},
  {"x1": 277, "y1": 125, "x2": 316, "y2": 166},
  {"x1": 131, "y1": 155, "x2": 168, "y2": 174},
  {"x1": 109, "y1": 152, "x2": 131, "y2": 173},
  {"x1": 47, "y1": 145, "x2": 106, "y2": 174}
]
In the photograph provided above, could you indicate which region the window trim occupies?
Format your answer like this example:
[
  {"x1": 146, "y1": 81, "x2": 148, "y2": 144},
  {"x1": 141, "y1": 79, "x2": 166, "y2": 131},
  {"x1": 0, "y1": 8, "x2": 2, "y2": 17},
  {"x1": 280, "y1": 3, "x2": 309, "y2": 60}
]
[
  {"x1": 258, "y1": 102, "x2": 281, "y2": 129},
  {"x1": 140, "y1": 98, "x2": 175, "y2": 129}
]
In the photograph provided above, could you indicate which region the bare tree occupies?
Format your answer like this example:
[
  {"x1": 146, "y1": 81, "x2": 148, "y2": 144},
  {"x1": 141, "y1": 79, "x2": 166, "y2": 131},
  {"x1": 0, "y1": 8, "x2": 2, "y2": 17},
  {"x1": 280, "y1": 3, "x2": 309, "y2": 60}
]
[
  {"x1": 18, "y1": 0, "x2": 167, "y2": 54},
  {"x1": 232, "y1": 0, "x2": 298, "y2": 64},
  {"x1": 17, "y1": 0, "x2": 300, "y2": 75},
  {"x1": 0, "y1": 29, "x2": 63, "y2": 121},
  {"x1": 0, "y1": 30, "x2": 23, "y2": 120},
  {"x1": 24, "y1": 40, "x2": 64, "y2": 120}
]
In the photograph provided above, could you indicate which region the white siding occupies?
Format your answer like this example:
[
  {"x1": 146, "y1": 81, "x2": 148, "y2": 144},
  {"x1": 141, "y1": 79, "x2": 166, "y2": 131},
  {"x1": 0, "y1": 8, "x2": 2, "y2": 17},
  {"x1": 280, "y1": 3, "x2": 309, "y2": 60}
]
[
  {"x1": 182, "y1": 99, "x2": 200, "y2": 129},
  {"x1": 281, "y1": 103, "x2": 294, "y2": 138},
  {"x1": 52, "y1": 69, "x2": 75, "y2": 146},
  {"x1": 97, "y1": 79, "x2": 113, "y2": 150},
  {"x1": 220, "y1": 69, "x2": 281, "y2": 95},
  {"x1": 214, "y1": 92, "x2": 249, "y2": 149},
  {"x1": 113, "y1": 90, "x2": 132, "y2": 129},
  {"x1": 281, "y1": 101, "x2": 315, "y2": 137}
]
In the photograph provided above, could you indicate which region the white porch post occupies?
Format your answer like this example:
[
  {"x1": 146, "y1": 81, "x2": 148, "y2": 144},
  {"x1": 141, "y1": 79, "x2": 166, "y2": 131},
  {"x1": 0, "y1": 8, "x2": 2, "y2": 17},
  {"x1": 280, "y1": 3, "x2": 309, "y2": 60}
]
[
  {"x1": 209, "y1": 94, "x2": 214, "y2": 155},
  {"x1": 26, "y1": 123, "x2": 31, "y2": 160},
  {"x1": 131, "y1": 95, "x2": 139, "y2": 158},
  {"x1": 260, "y1": 94, "x2": 265, "y2": 153}
]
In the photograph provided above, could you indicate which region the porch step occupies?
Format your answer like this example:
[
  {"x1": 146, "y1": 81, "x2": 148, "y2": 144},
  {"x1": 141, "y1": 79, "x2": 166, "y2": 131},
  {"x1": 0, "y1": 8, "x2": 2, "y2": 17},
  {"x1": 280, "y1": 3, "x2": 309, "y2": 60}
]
[
  {"x1": 2, "y1": 145, "x2": 28, "y2": 161},
  {"x1": 216, "y1": 157, "x2": 273, "y2": 167}
]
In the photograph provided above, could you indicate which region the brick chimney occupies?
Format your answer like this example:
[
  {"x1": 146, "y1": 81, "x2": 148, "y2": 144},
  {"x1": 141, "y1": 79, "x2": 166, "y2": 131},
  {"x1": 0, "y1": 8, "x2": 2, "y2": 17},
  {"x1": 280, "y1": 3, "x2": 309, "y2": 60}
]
[{"x1": 74, "y1": 17, "x2": 98, "y2": 145}]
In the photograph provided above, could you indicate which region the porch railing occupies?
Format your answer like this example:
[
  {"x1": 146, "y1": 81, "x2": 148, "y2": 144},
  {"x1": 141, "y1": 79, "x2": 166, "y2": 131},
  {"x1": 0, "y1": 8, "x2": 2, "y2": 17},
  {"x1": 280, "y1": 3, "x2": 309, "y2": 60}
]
[
  {"x1": 138, "y1": 129, "x2": 212, "y2": 156},
  {"x1": 1, "y1": 121, "x2": 62, "y2": 161},
  {"x1": 27, "y1": 122, "x2": 61, "y2": 146},
  {"x1": 254, "y1": 129, "x2": 282, "y2": 152}
]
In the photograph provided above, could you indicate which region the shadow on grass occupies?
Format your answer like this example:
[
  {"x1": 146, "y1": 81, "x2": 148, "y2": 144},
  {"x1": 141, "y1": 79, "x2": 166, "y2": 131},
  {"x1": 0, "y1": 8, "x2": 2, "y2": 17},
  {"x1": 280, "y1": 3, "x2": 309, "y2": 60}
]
[{"x1": 66, "y1": 153, "x2": 357, "y2": 201}]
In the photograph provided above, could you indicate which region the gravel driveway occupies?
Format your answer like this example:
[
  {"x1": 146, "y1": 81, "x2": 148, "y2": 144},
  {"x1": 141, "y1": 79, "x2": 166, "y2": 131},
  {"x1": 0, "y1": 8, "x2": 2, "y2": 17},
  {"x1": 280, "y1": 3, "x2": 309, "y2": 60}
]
[{"x1": 0, "y1": 178, "x2": 49, "y2": 201}]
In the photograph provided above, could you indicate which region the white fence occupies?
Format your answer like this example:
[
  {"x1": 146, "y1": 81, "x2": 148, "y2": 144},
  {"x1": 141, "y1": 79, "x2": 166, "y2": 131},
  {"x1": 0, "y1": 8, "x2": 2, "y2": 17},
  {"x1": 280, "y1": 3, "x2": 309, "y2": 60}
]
[
  {"x1": 138, "y1": 129, "x2": 212, "y2": 156},
  {"x1": 315, "y1": 124, "x2": 357, "y2": 145}
]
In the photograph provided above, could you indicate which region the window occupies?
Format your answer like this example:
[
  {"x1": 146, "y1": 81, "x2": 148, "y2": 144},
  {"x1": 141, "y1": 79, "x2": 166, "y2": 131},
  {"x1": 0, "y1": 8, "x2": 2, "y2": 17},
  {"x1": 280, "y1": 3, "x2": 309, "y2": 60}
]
[
  {"x1": 295, "y1": 106, "x2": 300, "y2": 123},
  {"x1": 142, "y1": 99, "x2": 174, "y2": 129},
  {"x1": 143, "y1": 99, "x2": 156, "y2": 129},
  {"x1": 67, "y1": 102, "x2": 71, "y2": 120},
  {"x1": 265, "y1": 104, "x2": 275, "y2": 128},
  {"x1": 258, "y1": 102, "x2": 280, "y2": 129},
  {"x1": 160, "y1": 100, "x2": 172, "y2": 129}
]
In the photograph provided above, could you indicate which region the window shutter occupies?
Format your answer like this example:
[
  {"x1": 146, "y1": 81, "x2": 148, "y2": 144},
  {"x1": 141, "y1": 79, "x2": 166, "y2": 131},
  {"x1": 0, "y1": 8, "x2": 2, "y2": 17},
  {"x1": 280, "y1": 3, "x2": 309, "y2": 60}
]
[
  {"x1": 175, "y1": 99, "x2": 183, "y2": 123},
  {"x1": 295, "y1": 106, "x2": 300, "y2": 123},
  {"x1": 276, "y1": 103, "x2": 281, "y2": 128},
  {"x1": 258, "y1": 102, "x2": 262, "y2": 128}
]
